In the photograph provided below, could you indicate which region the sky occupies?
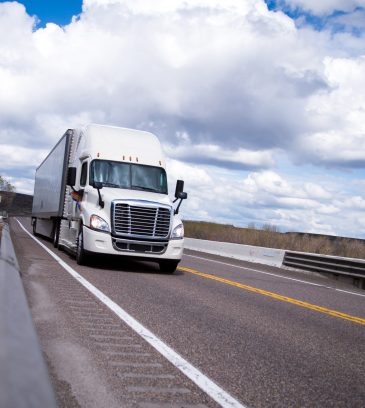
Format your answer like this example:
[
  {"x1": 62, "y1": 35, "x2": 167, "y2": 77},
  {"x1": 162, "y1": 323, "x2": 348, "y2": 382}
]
[{"x1": 1, "y1": 0, "x2": 365, "y2": 238}]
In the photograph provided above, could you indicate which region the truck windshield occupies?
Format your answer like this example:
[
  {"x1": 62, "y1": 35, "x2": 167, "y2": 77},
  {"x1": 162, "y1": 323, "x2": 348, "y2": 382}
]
[{"x1": 90, "y1": 160, "x2": 168, "y2": 194}]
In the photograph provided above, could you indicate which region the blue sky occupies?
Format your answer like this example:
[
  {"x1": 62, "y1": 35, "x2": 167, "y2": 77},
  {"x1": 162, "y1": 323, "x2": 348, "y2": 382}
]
[
  {"x1": 1, "y1": 0, "x2": 365, "y2": 238},
  {"x1": 266, "y1": 1, "x2": 329, "y2": 31},
  {"x1": 0, "y1": 0, "x2": 82, "y2": 27}
]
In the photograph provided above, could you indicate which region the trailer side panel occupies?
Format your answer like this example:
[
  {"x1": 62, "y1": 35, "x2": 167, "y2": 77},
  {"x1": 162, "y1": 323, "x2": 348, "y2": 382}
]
[{"x1": 32, "y1": 132, "x2": 72, "y2": 218}]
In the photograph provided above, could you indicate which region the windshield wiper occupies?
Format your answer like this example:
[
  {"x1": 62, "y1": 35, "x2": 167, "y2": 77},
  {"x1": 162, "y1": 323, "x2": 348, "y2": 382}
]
[
  {"x1": 102, "y1": 182, "x2": 120, "y2": 188},
  {"x1": 131, "y1": 185, "x2": 161, "y2": 193}
]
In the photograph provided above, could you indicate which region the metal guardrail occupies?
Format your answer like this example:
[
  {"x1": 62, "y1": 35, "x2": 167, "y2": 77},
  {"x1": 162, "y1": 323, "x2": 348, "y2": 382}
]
[
  {"x1": 283, "y1": 251, "x2": 365, "y2": 289},
  {"x1": 0, "y1": 222, "x2": 57, "y2": 408}
]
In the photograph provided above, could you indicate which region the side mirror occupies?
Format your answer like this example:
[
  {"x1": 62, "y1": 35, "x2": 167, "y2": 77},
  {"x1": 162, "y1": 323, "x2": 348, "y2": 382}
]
[
  {"x1": 67, "y1": 167, "x2": 77, "y2": 187},
  {"x1": 174, "y1": 180, "x2": 187, "y2": 215},
  {"x1": 175, "y1": 180, "x2": 187, "y2": 200},
  {"x1": 92, "y1": 181, "x2": 103, "y2": 190}
]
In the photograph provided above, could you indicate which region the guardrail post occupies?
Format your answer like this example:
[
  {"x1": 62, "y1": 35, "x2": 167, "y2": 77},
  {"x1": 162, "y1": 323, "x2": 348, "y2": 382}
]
[{"x1": 0, "y1": 222, "x2": 57, "y2": 408}]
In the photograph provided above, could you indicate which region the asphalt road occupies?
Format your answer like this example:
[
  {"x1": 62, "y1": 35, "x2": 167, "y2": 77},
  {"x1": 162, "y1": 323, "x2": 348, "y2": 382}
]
[{"x1": 11, "y1": 217, "x2": 365, "y2": 407}]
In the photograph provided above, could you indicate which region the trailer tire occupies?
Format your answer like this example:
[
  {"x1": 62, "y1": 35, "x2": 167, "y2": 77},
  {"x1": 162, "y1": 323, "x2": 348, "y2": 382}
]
[
  {"x1": 159, "y1": 260, "x2": 179, "y2": 274},
  {"x1": 76, "y1": 228, "x2": 87, "y2": 265},
  {"x1": 53, "y1": 220, "x2": 60, "y2": 248}
]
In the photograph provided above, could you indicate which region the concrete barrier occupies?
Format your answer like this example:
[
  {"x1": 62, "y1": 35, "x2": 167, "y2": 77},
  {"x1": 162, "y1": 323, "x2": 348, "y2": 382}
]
[
  {"x1": 0, "y1": 223, "x2": 57, "y2": 408},
  {"x1": 184, "y1": 237, "x2": 285, "y2": 267}
]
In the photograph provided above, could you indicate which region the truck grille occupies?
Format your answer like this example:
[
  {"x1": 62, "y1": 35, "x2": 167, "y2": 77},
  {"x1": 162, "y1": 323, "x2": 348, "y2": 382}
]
[{"x1": 113, "y1": 202, "x2": 172, "y2": 239}]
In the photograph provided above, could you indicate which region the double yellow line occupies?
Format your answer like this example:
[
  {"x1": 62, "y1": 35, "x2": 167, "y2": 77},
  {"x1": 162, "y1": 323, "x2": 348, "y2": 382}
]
[{"x1": 178, "y1": 266, "x2": 365, "y2": 326}]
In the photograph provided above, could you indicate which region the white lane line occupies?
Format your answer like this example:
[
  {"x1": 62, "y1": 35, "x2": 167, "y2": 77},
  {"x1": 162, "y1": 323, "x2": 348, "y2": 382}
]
[
  {"x1": 184, "y1": 254, "x2": 365, "y2": 298},
  {"x1": 16, "y1": 219, "x2": 247, "y2": 408},
  {"x1": 335, "y1": 288, "x2": 365, "y2": 297}
]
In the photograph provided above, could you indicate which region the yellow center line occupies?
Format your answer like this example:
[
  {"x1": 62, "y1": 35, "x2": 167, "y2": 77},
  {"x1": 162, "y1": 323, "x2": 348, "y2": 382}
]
[{"x1": 178, "y1": 266, "x2": 365, "y2": 326}]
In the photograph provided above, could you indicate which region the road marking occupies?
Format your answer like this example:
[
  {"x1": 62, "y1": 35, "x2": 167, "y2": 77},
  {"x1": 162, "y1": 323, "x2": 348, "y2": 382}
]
[
  {"x1": 185, "y1": 254, "x2": 365, "y2": 298},
  {"x1": 178, "y1": 266, "x2": 365, "y2": 326},
  {"x1": 16, "y1": 219, "x2": 246, "y2": 408}
]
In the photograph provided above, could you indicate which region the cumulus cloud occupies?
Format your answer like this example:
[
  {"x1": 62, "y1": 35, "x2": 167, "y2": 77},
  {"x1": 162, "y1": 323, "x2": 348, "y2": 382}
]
[
  {"x1": 0, "y1": 0, "x2": 326, "y2": 160},
  {"x1": 0, "y1": 0, "x2": 362, "y2": 169},
  {"x1": 331, "y1": 8, "x2": 365, "y2": 31},
  {"x1": 164, "y1": 135, "x2": 276, "y2": 170},
  {"x1": 304, "y1": 183, "x2": 332, "y2": 199},
  {"x1": 169, "y1": 162, "x2": 363, "y2": 236},
  {"x1": 297, "y1": 56, "x2": 365, "y2": 167},
  {"x1": 279, "y1": 0, "x2": 364, "y2": 15}
]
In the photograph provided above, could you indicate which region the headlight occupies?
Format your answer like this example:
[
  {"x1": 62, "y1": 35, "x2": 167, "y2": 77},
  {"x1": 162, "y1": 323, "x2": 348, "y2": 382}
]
[
  {"x1": 90, "y1": 215, "x2": 110, "y2": 232},
  {"x1": 171, "y1": 223, "x2": 184, "y2": 239}
]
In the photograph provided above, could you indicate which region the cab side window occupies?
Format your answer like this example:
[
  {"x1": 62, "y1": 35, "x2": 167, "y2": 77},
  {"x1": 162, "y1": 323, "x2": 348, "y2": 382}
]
[{"x1": 80, "y1": 162, "x2": 88, "y2": 187}]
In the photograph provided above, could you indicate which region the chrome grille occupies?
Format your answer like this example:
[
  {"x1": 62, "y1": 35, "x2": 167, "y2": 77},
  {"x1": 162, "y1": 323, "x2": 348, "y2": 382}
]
[{"x1": 113, "y1": 202, "x2": 171, "y2": 239}]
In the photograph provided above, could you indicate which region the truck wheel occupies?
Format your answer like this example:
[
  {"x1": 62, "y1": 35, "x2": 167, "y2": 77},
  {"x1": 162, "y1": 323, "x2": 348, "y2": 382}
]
[
  {"x1": 159, "y1": 260, "x2": 179, "y2": 274},
  {"x1": 53, "y1": 220, "x2": 60, "y2": 248},
  {"x1": 32, "y1": 218, "x2": 38, "y2": 236},
  {"x1": 76, "y1": 229, "x2": 87, "y2": 265}
]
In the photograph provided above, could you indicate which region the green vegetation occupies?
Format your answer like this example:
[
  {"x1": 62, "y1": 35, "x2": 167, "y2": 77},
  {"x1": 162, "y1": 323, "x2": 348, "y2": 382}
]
[
  {"x1": 184, "y1": 221, "x2": 365, "y2": 260},
  {"x1": 0, "y1": 175, "x2": 16, "y2": 217},
  {"x1": 0, "y1": 175, "x2": 15, "y2": 192}
]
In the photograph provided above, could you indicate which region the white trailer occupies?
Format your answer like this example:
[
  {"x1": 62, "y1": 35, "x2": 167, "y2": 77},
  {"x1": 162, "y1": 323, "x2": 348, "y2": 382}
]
[{"x1": 32, "y1": 124, "x2": 187, "y2": 273}]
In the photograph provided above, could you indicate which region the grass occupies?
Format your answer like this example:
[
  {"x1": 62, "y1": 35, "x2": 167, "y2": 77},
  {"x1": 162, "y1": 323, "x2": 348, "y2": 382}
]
[{"x1": 184, "y1": 221, "x2": 365, "y2": 260}]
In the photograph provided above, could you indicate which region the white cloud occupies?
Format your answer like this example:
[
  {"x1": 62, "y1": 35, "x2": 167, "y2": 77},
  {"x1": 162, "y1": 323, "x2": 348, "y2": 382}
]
[
  {"x1": 0, "y1": 0, "x2": 356, "y2": 164},
  {"x1": 304, "y1": 183, "x2": 332, "y2": 199},
  {"x1": 281, "y1": 0, "x2": 364, "y2": 15},
  {"x1": 276, "y1": 196, "x2": 318, "y2": 209},
  {"x1": 296, "y1": 56, "x2": 365, "y2": 166},
  {"x1": 0, "y1": 0, "x2": 317, "y2": 156},
  {"x1": 166, "y1": 162, "x2": 364, "y2": 237},
  {"x1": 0, "y1": 144, "x2": 48, "y2": 169},
  {"x1": 332, "y1": 9, "x2": 365, "y2": 30},
  {"x1": 242, "y1": 171, "x2": 292, "y2": 196},
  {"x1": 83, "y1": 0, "x2": 254, "y2": 16},
  {"x1": 165, "y1": 140, "x2": 276, "y2": 170},
  {"x1": 9, "y1": 176, "x2": 34, "y2": 195},
  {"x1": 316, "y1": 204, "x2": 340, "y2": 215},
  {"x1": 339, "y1": 196, "x2": 365, "y2": 210},
  {"x1": 166, "y1": 158, "x2": 213, "y2": 189}
]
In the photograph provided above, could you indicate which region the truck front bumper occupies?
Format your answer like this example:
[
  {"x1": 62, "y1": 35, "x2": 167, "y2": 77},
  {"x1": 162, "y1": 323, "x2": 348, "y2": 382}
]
[{"x1": 83, "y1": 226, "x2": 184, "y2": 260}]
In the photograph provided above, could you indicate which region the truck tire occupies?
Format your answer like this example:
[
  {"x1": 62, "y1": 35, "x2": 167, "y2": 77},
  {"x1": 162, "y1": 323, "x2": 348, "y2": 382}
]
[
  {"x1": 159, "y1": 260, "x2": 179, "y2": 274},
  {"x1": 53, "y1": 220, "x2": 60, "y2": 248},
  {"x1": 76, "y1": 228, "x2": 87, "y2": 265},
  {"x1": 32, "y1": 218, "x2": 38, "y2": 236}
]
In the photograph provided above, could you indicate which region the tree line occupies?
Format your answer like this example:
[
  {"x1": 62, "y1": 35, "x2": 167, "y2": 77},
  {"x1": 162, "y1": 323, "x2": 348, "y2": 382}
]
[{"x1": 0, "y1": 175, "x2": 15, "y2": 192}]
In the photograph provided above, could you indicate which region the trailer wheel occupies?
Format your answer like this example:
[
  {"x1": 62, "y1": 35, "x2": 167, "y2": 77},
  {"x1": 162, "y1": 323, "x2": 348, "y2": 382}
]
[
  {"x1": 53, "y1": 220, "x2": 60, "y2": 248},
  {"x1": 159, "y1": 260, "x2": 179, "y2": 274},
  {"x1": 76, "y1": 228, "x2": 87, "y2": 265}
]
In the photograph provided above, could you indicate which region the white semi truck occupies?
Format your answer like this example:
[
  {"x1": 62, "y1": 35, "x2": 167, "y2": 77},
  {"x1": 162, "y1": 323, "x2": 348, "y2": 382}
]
[{"x1": 32, "y1": 124, "x2": 187, "y2": 273}]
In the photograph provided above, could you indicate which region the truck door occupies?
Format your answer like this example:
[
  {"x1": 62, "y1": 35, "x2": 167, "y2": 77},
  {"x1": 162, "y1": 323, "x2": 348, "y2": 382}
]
[{"x1": 72, "y1": 160, "x2": 88, "y2": 219}]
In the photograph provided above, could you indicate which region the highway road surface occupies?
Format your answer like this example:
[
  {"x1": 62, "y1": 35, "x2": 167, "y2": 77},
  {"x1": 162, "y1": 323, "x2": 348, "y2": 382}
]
[{"x1": 10, "y1": 217, "x2": 365, "y2": 407}]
